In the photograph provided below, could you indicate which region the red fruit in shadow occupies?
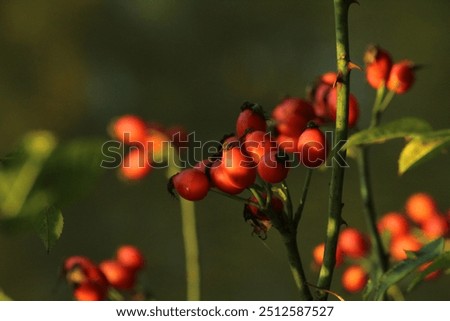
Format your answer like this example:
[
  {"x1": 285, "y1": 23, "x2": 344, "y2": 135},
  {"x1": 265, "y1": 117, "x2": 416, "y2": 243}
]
[
  {"x1": 257, "y1": 152, "x2": 289, "y2": 184},
  {"x1": 272, "y1": 97, "x2": 315, "y2": 137},
  {"x1": 171, "y1": 168, "x2": 210, "y2": 201},
  {"x1": 387, "y1": 60, "x2": 415, "y2": 94},
  {"x1": 326, "y1": 87, "x2": 360, "y2": 128},
  {"x1": 236, "y1": 102, "x2": 267, "y2": 138},
  {"x1": 297, "y1": 125, "x2": 327, "y2": 168}
]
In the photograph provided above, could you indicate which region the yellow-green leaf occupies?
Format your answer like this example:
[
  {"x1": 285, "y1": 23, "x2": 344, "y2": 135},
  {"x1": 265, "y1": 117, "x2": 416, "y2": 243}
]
[{"x1": 398, "y1": 129, "x2": 450, "y2": 175}]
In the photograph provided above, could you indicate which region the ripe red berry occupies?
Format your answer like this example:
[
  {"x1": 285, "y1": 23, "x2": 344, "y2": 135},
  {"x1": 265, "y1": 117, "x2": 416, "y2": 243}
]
[
  {"x1": 209, "y1": 161, "x2": 246, "y2": 195},
  {"x1": 170, "y1": 168, "x2": 210, "y2": 201},
  {"x1": 377, "y1": 211, "x2": 410, "y2": 238},
  {"x1": 389, "y1": 234, "x2": 422, "y2": 261},
  {"x1": 297, "y1": 125, "x2": 327, "y2": 168},
  {"x1": 364, "y1": 45, "x2": 393, "y2": 89},
  {"x1": 405, "y1": 192, "x2": 439, "y2": 225},
  {"x1": 272, "y1": 98, "x2": 315, "y2": 137},
  {"x1": 221, "y1": 145, "x2": 257, "y2": 188},
  {"x1": 73, "y1": 282, "x2": 107, "y2": 301},
  {"x1": 326, "y1": 87, "x2": 360, "y2": 128},
  {"x1": 276, "y1": 134, "x2": 299, "y2": 153},
  {"x1": 116, "y1": 245, "x2": 145, "y2": 271},
  {"x1": 145, "y1": 129, "x2": 170, "y2": 163},
  {"x1": 63, "y1": 256, "x2": 108, "y2": 288},
  {"x1": 235, "y1": 102, "x2": 267, "y2": 138},
  {"x1": 110, "y1": 115, "x2": 148, "y2": 145},
  {"x1": 421, "y1": 214, "x2": 449, "y2": 240},
  {"x1": 311, "y1": 72, "x2": 337, "y2": 120},
  {"x1": 387, "y1": 60, "x2": 415, "y2": 94},
  {"x1": 257, "y1": 152, "x2": 290, "y2": 184},
  {"x1": 312, "y1": 242, "x2": 344, "y2": 267},
  {"x1": 120, "y1": 148, "x2": 152, "y2": 180},
  {"x1": 338, "y1": 228, "x2": 370, "y2": 259},
  {"x1": 341, "y1": 265, "x2": 368, "y2": 293},
  {"x1": 243, "y1": 131, "x2": 276, "y2": 163},
  {"x1": 99, "y1": 260, "x2": 135, "y2": 290}
]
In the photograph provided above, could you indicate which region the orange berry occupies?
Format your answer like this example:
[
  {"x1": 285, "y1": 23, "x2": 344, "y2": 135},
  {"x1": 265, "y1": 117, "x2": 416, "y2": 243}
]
[
  {"x1": 389, "y1": 234, "x2": 422, "y2": 261},
  {"x1": 99, "y1": 260, "x2": 135, "y2": 290},
  {"x1": 110, "y1": 115, "x2": 148, "y2": 145},
  {"x1": 405, "y1": 193, "x2": 439, "y2": 225},
  {"x1": 421, "y1": 214, "x2": 449, "y2": 240},
  {"x1": 338, "y1": 228, "x2": 370, "y2": 259},
  {"x1": 364, "y1": 45, "x2": 392, "y2": 89},
  {"x1": 312, "y1": 242, "x2": 344, "y2": 267},
  {"x1": 377, "y1": 212, "x2": 410, "y2": 238},
  {"x1": 116, "y1": 245, "x2": 146, "y2": 272},
  {"x1": 341, "y1": 265, "x2": 368, "y2": 293},
  {"x1": 387, "y1": 60, "x2": 415, "y2": 94},
  {"x1": 73, "y1": 282, "x2": 107, "y2": 301},
  {"x1": 120, "y1": 148, "x2": 152, "y2": 180}
]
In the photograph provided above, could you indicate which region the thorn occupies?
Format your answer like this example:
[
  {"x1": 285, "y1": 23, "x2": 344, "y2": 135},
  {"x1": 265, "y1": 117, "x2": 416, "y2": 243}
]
[
  {"x1": 333, "y1": 71, "x2": 344, "y2": 87},
  {"x1": 347, "y1": 61, "x2": 363, "y2": 71}
]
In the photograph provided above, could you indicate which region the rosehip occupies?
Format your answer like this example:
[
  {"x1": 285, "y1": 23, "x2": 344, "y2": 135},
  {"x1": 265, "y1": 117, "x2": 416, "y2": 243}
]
[
  {"x1": 145, "y1": 129, "x2": 170, "y2": 164},
  {"x1": 405, "y1": 192, "x2": 439, "y2": 225},
  {"x1": 73, "y1": 282, "x2": 107, "y2": 301},
  {"x1": 221, "y1": 145, "x2": 257, "y2": 188},
  {"x1": 116, "y1": 245, "x2": 145, "y2": 271},
  {"x1": 272, "y1": 98, "x2": 315, "y2": 137},
  {"x1": 377, "y1": 211, "x2": 410, "y2": 238},
  {"x1": 421, "y1": 214, "x2": 449, "y2": 240},
  {"x1": 166, "y1": 125, "x2": 189, "y2": 149},
  {"x1": 170, "y1": 168, "x2": 210, "y2": 201},
  {"x1": 99, "y1": 260, "x2": 135, "y2": 290},
  {"x1": 235, "y1": 102, "x2": 267, "y2": 138},
  {"x1": 326, "y1": 87, "x2": 360, "y2": 128},
  {"x1": 63, "y1": 256, "x2": 108, "y2": 288},
  {"x1": 389, "y1": 234, "x2": 422, "y2": 261},
  {"x1": 387, "y1": 60, "x2": 415, "y2": 94},
  {"x1": 341, "y1": 265, "x2": 368, "y2": 293},
  {"x1": 209, "y1": 161, "x2": 246, "y2": 195},
  {"x1": 364, "y1": 45, "x2": 392, "y2": 89},
  {"x1": 120, "y1": 148, "x2": 152, "y2": 180},
  {"x1": 110, "y1": 115, "x2": 148, "y2": 145},
  {"x1": 312, "y1": 242, "x2": 344, "y2": 267},
  {"x1": 276, "y1": 134, "x2": 298, "y2": 153},
  {"x1": 338, "y1": 228, "x2": 370, "y2": 259},
  {"x1": 257, "y1": 152, "x2": 289, "y2": 184},
  {"x1": 243, "y1": 131, "x2": 276, "y2": 163},
  {"x1": 297, "y1": 124, "x2": 327, "y2": 168}
]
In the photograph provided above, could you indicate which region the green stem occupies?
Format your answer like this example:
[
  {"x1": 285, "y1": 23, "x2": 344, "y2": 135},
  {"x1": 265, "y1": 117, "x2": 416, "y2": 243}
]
[
  {"x1": 294, "y1": 169, "x2": 313, "y2": 227},
  {"x1": 370, "y1": 86, "x2": 386, "y2": 128},
  {"x1": 209, "y1": 188, "x2": 258, "y2": 206},
  {"x1": 356, "y1": 148, "x2": 388, "y2": 272},
  {"x1": 317, "y1": 0, "x2": 353, "y2": 300},
  {"x1": 281, "y1": 181, "x2": 294, "y2": 221},
  {"x1": 282, "y1": 232, "x2": 313, "y2": 300},
  {"x1": 167, "y1": 149, "x2": 201, "y2": 301}
]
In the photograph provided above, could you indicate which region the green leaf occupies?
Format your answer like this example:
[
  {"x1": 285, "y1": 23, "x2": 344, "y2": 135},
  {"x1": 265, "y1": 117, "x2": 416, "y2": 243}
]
[
  {"x1": 364, "y1": 238, "x2": 444, "y2": 300},
  {"x1": 34, "y1": 206, "x2": 64, "y2": 253},
  {"x1": 345, "y1": 117, "x2": 432, "y2": 149},
  {"x1": 407, "y1": 251, "x2": 450, "y2": 292},
  {"x1": 398, "y1": 129, "x2": 450, "y2": 175}
]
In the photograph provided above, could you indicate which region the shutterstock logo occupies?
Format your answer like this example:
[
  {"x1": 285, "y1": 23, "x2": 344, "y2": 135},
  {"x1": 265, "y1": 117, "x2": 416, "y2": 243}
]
[{"x1": 100, "y1": 131, "x2": 349, "y2": 170}]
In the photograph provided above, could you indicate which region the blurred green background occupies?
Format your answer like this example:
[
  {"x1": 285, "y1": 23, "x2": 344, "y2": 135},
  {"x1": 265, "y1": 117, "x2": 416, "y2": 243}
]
[{"x1": 0, "y1": 0, "x2": 449, "y2": 300}]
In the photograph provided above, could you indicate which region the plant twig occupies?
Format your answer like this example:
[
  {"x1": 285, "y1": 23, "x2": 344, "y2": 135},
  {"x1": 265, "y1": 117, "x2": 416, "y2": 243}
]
[
  {"x1": 316, "y1": 0, "x2": 354, "y2": 300},
  {"x1": 293, "y1": 169, "x2": 313, "y2": 227}
]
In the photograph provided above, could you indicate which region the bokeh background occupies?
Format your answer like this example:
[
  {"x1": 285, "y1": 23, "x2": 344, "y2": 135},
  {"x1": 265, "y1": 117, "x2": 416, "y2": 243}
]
[{"x1": 0, "y1": 0, "x2": 449, "y2": 300}]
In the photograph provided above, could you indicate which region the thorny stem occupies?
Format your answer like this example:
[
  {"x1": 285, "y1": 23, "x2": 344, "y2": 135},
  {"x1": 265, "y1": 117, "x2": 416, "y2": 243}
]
[
  {"x1": 294, "y1": 169, "x2": 314, "y2": 228},
  {"x1": 317, "y1": 0, "x2": 354, "y2": 300}
]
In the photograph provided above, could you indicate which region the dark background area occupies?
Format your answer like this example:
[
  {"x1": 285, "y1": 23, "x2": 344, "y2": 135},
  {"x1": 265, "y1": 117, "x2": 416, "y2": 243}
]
[{"x1": 0, "y1": 0, "x2": 449, "y2": 300}]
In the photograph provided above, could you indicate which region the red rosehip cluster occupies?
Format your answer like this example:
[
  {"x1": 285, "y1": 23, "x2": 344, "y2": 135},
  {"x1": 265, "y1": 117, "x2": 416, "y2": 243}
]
[
  {"x1": 109, "y1": 114, "x2": 188, "y2": 180},
  {"x1": 364, "y1": 44, "x2": 416, "y2": 94},
  {"x1": 378, "y1": 192, "x2": 449, "y2": 281},
  {"x1": 63, "y1": 245, "x2": 146, "y2": 301},
  {"x1": 312, "y1": 227, "x2": 371, "y2": 293},
  {"x1": 309, "y1": 72, "x2": 360, "y2": 128},
  {"x1": 169, "y1": 101, "x2": 329, "y2": 202}
]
